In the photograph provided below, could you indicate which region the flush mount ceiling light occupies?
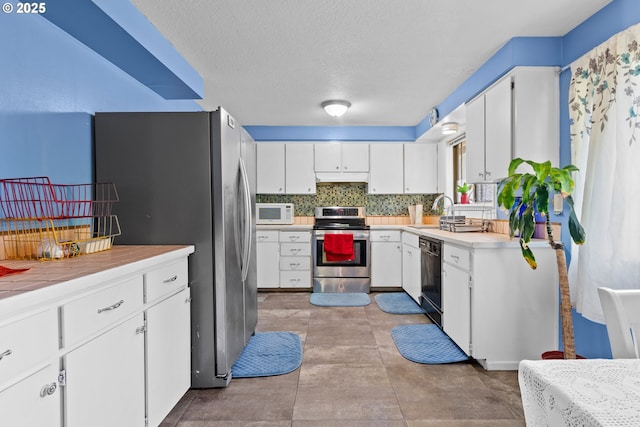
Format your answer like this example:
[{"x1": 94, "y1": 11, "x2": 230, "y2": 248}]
[
  {"x1": 441, "y1": 122, "x2": 458, "y2": 135},
  {"x1": 321, "y1": 100, "x2": 351, "y2": 117}
]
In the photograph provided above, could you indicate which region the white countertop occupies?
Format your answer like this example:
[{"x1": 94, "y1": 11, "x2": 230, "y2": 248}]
[
  {"x1": 397, "y1": 226, "x2": 552, "y2": 249},
  {"x1": 258, "y1": 223, "x2": 551, "y2": 249},
  {"x1": 0, "y1": 245, "x2": 195, "y2": 315}
]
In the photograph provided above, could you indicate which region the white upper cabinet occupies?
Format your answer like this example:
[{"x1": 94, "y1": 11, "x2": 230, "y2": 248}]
[
  {"x1": 256, "y1": 143, "x2": 285, "y2": 193},
  {"x1": 466, "y1": 76, "x2": 511, "y2": 182},
  {"x1": 404, "y1": 143, "x2": 438, "y2": 194},
  {"x1": 340, "y1": 143, "x2": 369, "y2": 172},
  {"x1": 465, "y1": 66, "x2": 559, "y2": 182},
  {"x1": 256, "y1": 143, "x2": 315, "y2": 194},
  {"x1": 314, "y1": 143, "x2": 369, "y2": 172},
  {"x1": 285, "y1": 143, "x2": 316, "y2": 194},
  {"x1": 368, "y1": 143, "x2": 403, "y2": 194}
]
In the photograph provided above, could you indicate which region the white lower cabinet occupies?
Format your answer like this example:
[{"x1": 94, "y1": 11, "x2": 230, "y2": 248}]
[
  {"x1": 256, "y1": 229, "x2": 312, "y2": 289},
  {"x1": 441, "y1": 242, "x2": 558, "y2": 370},
  {"x1": 0, "y1": 363, "x2": 60, "y2": 427},
  {"x1": 64, "y1": 314, "x2": 146, "y2": 427},
  {"x1": 256, "y1": 230, "x2": 280, "y2": 288},
  {"x1": 371, "y1": 230, "x2": 402, "y2": 288},
  {"x1": 0, "y1": 247, "x2": 194, "y2": 427},
  {"x1": 442, "y1": 245, "x2": 471, "y2": 355},
  {"x1": 401, "y1": 232, "x2": 421, "y2": 303},
  {"x1": 279, "y1": 231, "x2": 311, "y2": 288},
  {"x1": 146, "y1": 288, "x2": 191, "y2": 427}
]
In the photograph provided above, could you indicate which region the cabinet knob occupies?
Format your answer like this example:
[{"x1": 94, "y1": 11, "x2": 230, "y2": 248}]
[
  {"x1": 40, "y1": 382, "x2": 57, "y2": 398},
  {"x1": 335, "y1": 166, "x2": 339, "y2": 170}
]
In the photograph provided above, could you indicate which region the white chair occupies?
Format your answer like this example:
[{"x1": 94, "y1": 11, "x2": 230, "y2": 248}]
[{"x1": 598, "y1": 287, "x2": 640, "y2": 358}]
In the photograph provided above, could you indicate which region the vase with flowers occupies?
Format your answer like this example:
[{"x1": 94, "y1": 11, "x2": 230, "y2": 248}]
[{"x1": 456, "y1": 182, "x2": 472, "y2": 204}]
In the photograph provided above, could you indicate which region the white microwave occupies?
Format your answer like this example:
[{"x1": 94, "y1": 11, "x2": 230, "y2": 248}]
[{"x1": 256, "y1": 203, "x2": 294, "y2": 225}]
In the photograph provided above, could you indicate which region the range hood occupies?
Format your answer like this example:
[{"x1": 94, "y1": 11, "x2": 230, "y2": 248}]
[{"x1": 315, "y1": 172, "x2": 369, "y2": 183}]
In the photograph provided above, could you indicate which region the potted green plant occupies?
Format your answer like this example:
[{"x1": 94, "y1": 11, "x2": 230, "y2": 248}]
[
  {"x1": 456, "y1": 182, "x2": 472, "y2": 204},
  {"x1": 497, "y1": 158, "x2": 586, "y2": 359}
]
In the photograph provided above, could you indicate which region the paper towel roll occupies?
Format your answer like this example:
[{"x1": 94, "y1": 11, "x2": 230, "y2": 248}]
[
  {"x1": 415, "y1": 204, "x2": 423, "y2": 224},
  {"x1": 408, "y1": 205, "x2": 416, "y2": 224}
]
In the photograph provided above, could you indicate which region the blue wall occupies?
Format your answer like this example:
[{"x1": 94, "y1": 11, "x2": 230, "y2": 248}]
[{"x1": 0, "y1": 8, "x2": 201, "y2": 184}]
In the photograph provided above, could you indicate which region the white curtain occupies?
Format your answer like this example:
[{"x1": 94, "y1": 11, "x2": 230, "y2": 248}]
[{"x1": 568, "y1": 23, "x2": 640, "y2": 323}]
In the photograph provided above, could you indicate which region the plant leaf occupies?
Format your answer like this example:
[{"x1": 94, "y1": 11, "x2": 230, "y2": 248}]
[
  {"x1": 520, "y1": 239, "x2": 538, "y2": 269},
  {"x1": 521, "y1": 205, "x2": 535, "y2": 243},
  {"x1": 536, "y1": 185, "x2": 550, "y2": 215},
  {"x1": 565, "y1": 196, "x2": 586, "y2": 244},
  {"x1": 508, "y1": 158, "x2": 526, "y2": 176}
]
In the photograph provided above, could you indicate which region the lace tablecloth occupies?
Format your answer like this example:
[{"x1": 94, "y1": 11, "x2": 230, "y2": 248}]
[{"x1": 519, "y1": 359, "x2": 640, "y2": 426}]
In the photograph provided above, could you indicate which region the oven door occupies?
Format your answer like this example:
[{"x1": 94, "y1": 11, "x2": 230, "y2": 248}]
[{"x1": 313, "y1": 229, "x2": 370, "y2": 278}]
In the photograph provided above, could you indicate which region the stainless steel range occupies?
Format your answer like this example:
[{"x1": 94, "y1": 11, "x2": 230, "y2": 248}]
[{"x1": 312, "y1": 207, "x2": 371, "y2": 293}]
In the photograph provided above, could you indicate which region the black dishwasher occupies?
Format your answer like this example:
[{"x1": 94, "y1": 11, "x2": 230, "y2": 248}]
[{"x1": 419, "y1": 236, "x2": 443, "y2": 327}]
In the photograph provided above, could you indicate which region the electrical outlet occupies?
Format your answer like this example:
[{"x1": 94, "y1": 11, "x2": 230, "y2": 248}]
[{"x1": 553, "y1": 193, "x2": 563, "y2": 215}]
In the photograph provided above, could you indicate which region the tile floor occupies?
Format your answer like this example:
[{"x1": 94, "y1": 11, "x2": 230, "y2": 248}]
[{"x1": 161, "y1": 292, "x2": 526, "y2": 426}]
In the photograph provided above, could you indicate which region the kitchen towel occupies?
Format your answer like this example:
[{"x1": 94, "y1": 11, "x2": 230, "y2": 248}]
[
  {"x1": 310, "y1": 292, "x2": 370, "y2": 307},
  {"x1": 231, "y1": 331, "x2": 303, "y2": 378},
  {"x1": 0, "y1": 265, "x2": 31, "y2": 277},
  {"x1": 391, "y1": 324, "x2": 469, "y2": 364},
  {"x1": 375, "y1": 292, "x2": 425, "y2": 314},
  {"x1": 323, "y1": 233, "x2": 354, "y2": 261}
]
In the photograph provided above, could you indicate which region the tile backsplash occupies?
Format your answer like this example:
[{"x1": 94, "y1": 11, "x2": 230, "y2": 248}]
[{"x1": 257, "y1": 183, "x2": 440, "y2": 216}]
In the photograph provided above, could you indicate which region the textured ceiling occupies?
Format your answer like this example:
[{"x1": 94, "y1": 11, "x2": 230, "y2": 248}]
[{"x1": 130, "y1": 0, "x2": 611, "y2": 127}]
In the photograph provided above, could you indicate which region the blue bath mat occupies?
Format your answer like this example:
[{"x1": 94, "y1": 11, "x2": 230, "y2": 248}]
[
  {"x1": 231, "y1": 331, "x2": 302, "y2": 378},
  {"x1": 375, "y1": 292, "x2": 425, "y2": 314},
  {"x1": 391, "y1": 324, "x2": 469, "y2": 364},
  {"x1": 310, "y1": 292, "x2": 371, "y2": 307}
]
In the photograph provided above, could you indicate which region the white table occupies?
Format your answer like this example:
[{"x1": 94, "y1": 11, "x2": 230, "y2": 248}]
[{"x1": 519, "y1": 359, "x2": 640, "y2": 426}]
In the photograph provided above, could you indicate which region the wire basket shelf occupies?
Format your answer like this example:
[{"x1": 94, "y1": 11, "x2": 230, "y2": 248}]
[
  {"x1": 0, "y1": 177, "x2": 121, "y2": 260},
  {"x1": 0, "y1": 177, "x2": 118, "y2": 220},
  {"x1": 1, "y1": 216, "x2": 121, "y2": 260}
]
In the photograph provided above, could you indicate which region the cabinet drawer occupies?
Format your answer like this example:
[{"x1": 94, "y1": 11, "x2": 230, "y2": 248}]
[
  {"x1": 0, "y1": 309, "x2": 57, "y2": 387},
  {"x1": 401, "y1": 232, "x2": 419, "y2": 247},
  {"x1": 145, "y1": 258, "x2": 188, "y2": 302},
  {"x1": 280, "y1": 271, "x2": 311, "y2": 288},
  {"x1": 280, "y1": 242, "x2": 311, "y2": 257},
  {"x1": 62, "y1": 276, "x2": 143, "y2": 348},
  {"x1": 279, "y1": 231, "x2": 311, "y2": 243},
  {"x1": 443, "y1": 244, "x2": 471, "y2": 271},
  {"x1": 279, "y1": 257, "x2": 311, "y2": 271},
  {"x1": 256, "y1": 230, "x2": 279, "y2": 243},
  {"x1": 371, "y1": 230, "x2": 401, "y2": 242}
]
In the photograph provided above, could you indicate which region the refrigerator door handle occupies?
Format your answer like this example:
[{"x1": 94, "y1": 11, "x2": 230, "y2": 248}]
[{"x1": 239, "y1": 157, "x2": 252, "y2": 282}]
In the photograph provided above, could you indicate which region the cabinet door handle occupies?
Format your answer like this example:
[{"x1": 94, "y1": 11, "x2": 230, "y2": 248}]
[
  {"x1": 289, "y1": 236, "x2": 300, "y2": 241},
  {"x1": 0, "y1": 349, "x2": 12, "y2": 361},
  {"x1": 40, "y1": 382, "x2": 57, "y2": 398},
  {"x1": 163, "y1": 275, "x2": 178, "y2": 284},
  {"x1": 289, "y1": 262, "x2": 300, "y2": 268},
  {"x1": 290, "y1": 248, "x2": 301, "y2": 255},
  {"x1": 97, "y1": 299, "x2": 124, "y2": 314}
]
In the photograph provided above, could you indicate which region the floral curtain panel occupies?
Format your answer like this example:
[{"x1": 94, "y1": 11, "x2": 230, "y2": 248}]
[{"x1": 568, "y1": 22, "x2": 640, "y2": 323}]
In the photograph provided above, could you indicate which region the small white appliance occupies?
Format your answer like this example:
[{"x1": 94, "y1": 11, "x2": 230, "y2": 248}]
[{"x1": 256, "y1": 203, "x2": 294, "y2": 224}]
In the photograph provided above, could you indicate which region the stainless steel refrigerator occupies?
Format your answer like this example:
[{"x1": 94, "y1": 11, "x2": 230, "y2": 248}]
[{"x1": 94, "y1": 108, "x2": 257, "y2": 388}]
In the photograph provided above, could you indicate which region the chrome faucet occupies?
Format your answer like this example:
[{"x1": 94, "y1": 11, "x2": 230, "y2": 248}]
[{"x1": 432, "y1": 194, "x2": 454, "y2": 216}]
